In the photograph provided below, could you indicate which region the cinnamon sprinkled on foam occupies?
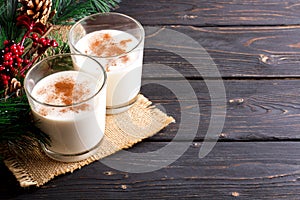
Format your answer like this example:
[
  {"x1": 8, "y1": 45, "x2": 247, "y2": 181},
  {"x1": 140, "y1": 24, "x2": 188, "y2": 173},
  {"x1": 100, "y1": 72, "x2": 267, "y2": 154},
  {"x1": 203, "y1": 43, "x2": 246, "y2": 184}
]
[
  {"x1": 88, "y1": 33, "x2": 134, "y2": 71},
  {"x1": 76, "y1": 30, "x2": 139, "y2": 72},
  {"x1": 89, "y1": 34, "x2": 128, "y2": 57},
  {"x1": 34, "y1": 72, "x2": 93, "y2": 116},
  {"x1": 120, "y1": 39, "x2": 132, "y2": 47},
  {"x1": 54, "y1": 78, "x2": 74, "y2": 105}
]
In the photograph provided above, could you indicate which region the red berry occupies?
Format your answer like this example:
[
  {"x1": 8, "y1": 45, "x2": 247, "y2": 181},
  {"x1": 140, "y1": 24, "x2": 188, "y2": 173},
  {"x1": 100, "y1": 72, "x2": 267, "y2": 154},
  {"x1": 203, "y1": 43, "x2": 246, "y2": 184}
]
[
  {"x1": 32, "y1": 42, "x2": 38, "y2": 47},
  {"x1": 10, "y1": 45, "x2": 16, "y2": 50},
  {"x1": 23, "y1": 59, "x2": 30, "y2": 64},
  {"x1": 1, "y1": 74, "x2": 10, "y2": 85},
  {"x1": 31, "y1": 33, "x2": 39, "y2": 41},
  {"x1": 3, "y1": 40, "x2": 9, "y2": 45},
  {"x1": 3, "y1": 54, "x2": 11, "y2": 61},
  {"x1": 39, "y1": 38, "x2": 48, "y2": 47},
  {"x1": 18, "y1": 49, "x2": 23, "y2": 56},
  {"x1": 17, "y1": 57, "x2": 23, "y2": 63},
  {"x1": 50, "y1": 40, "x2": 59, "y2": 47},
  {"x1": 3, "y1": 61, "x2": 9, "y2": 66},
  {"x1": 39, "y1": 38, "x2": 46, "y2": 44}
]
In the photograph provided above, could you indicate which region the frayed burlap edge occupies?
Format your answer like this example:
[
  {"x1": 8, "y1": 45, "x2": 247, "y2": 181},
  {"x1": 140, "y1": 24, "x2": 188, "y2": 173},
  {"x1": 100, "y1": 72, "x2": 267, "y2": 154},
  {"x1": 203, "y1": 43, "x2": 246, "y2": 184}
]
[{"x1": 3, "y1": 94, "x2": 175, "y2": 187}]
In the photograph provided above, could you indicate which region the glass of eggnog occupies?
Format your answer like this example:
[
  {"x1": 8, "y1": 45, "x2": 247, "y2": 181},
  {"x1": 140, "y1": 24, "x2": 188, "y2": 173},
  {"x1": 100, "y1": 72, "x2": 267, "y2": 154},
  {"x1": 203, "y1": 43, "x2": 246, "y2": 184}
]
[
  {"x1": 24, "y1": 54, "x2": 107, "y2": 162},
  {"x1": 68, "y1": 12, "x2": 145, "y2": 114}
]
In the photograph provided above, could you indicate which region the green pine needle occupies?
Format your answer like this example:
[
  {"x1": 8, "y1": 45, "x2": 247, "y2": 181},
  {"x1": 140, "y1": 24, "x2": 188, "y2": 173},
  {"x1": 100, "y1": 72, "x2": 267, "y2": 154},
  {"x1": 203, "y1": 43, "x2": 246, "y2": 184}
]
[
  {"x1": 43, "y1": 27, "x2": 71, "y2": 57},
  {"x1": 0, "y1": 0, "x2": 24, "y2": 48},
  {"x1": 0, "y1": 93, "x2": 50, "y2": 156},
  {"x1": 51, "y1": 0, "x2": 121, "y2": 25}
]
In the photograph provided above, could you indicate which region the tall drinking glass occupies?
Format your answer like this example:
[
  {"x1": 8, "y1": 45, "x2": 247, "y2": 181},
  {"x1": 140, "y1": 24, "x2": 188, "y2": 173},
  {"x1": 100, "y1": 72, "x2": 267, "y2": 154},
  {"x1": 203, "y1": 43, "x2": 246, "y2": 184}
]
[
  {"x1": 24, "y1": 54, "x2": 107, "y2": 162},
  {"x1": 68, "y1": 12, "x2": 145, "y2": 114}
]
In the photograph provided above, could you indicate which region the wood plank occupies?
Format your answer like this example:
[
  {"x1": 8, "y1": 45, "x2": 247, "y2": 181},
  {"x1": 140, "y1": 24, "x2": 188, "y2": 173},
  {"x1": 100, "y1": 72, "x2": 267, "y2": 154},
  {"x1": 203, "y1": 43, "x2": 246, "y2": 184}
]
[
  {"x1": 140, "y1": 79, "x2": 300, "y2": 141},
  {"x1": 116, "y1": 0, "x2": 300, "y2": 26},
  {"x1": 2, "y1": 142, "x2": 300, "y2": 199},
  {"x1": 142, "y1": 25, "x2": 300, "y2": 78}
]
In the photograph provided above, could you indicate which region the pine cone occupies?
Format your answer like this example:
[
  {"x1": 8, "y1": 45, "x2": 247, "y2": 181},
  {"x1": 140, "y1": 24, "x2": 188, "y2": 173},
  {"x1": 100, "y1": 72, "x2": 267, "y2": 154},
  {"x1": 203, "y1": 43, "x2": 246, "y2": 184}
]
[
  {"x1": 5, "y1": 78, "x2": 22, "y2": 98},
  {"x1": 18, "y1": 0, "x2": 53, "y2": 25}
]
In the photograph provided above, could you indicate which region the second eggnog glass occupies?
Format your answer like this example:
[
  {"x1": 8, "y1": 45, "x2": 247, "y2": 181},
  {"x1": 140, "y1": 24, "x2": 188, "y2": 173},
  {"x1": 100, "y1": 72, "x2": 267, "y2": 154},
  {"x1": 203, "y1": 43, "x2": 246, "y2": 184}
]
[
  {"x1": 68, "y1": 12, "x2": 145, "y2": 114},
  {"x1": 24, "y1": 54, "x2": 107, "y2": 162}
]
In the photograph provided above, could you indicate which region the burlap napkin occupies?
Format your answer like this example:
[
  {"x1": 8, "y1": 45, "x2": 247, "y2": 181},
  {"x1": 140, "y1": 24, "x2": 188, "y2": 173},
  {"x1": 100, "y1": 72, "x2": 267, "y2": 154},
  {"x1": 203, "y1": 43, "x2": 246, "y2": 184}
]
[{"x1": 3, "y1": 94, "x2": 175, "y2": 187}]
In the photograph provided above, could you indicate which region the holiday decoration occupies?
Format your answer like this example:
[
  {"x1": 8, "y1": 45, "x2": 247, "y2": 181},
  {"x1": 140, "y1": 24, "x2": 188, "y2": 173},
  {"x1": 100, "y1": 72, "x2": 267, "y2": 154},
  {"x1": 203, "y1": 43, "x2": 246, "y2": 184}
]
[
  {"x1": 0, "y1": 15, "x2": 58, "y2": 97},
  {"x1": 18, "y1": 0, "x2": 54, "y2": 24}
]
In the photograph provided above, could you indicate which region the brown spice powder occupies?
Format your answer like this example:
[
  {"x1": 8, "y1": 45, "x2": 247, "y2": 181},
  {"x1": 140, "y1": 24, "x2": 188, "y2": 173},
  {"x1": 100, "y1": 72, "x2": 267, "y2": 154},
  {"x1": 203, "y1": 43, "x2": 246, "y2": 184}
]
[
  {"x1": 39, "y1": 107, "x2": 48, "y2": 116},
  {"x1": 54, "y1": 78, "x2": 75, "y2": 105},
  {"x1": 107, "y1": 44, "x2": 125, "y2": 56},
  {"x1": 35, "y1": 75, "x2": 93, "y2": 116},
  {"x1": 103, "y1": 33, "x2": 111, "y2": 40},
  {"x1": 120, "y1": 39, "x2": 132, "y2": 47},
  {"x1": 121, "y1": 55, "x2": 129, "y2": 63},
  {"x1": 89, "y1": 33, "x2": 133, "y2": 71},
  {"x1": 90, "y1": 39, "x2": 125, "y2": 57},
  {"x1": 53, "y1": 78, "x2": 90, "y2": 113}
]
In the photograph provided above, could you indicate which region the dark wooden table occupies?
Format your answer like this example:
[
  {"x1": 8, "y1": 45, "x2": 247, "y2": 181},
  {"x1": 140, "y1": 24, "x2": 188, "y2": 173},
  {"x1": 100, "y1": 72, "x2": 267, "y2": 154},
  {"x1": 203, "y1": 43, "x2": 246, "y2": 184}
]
[{"x1": 2, "y1": 0, "x2": 300, "y2": 199}]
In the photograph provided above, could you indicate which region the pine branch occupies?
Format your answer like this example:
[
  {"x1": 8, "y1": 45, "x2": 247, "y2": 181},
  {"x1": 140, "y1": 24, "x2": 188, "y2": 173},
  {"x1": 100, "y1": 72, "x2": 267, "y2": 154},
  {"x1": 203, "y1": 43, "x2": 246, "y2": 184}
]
[
  {"x1": 51, "y1": 0, "x2": 121, "y2": 25},
  {"x1": 0, "y1": 0, "x2": 24, "y2": 48},
  {"x1": 44, "y1": 39, "x2": 70, "y2": 57},
  {"x1": 91, "y1": 0, "x2": 120, "y2": 12},
  {"x1": 0, "y1": 92, "x2": 50, "y2": 156},
  {"x1": 0, "y1": 1, "x2": 5, "y2": 46}
]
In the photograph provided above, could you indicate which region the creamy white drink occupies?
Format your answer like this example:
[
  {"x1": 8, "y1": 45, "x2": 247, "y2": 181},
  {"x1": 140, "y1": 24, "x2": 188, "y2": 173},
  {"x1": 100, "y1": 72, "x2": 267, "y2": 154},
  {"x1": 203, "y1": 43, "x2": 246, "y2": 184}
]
[
  {"x1": 74, "y1": 30, "x2": 144, "y2": 113},
  {"x1": 30, "y1": 71, "x2": 106, "y2": 157}
]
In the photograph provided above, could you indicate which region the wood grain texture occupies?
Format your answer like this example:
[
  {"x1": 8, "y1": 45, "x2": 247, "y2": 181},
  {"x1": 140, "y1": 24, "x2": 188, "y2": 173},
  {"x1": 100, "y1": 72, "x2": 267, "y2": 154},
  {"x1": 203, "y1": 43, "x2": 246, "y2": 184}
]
[
  {"x1": 2, "y1": 0, "x2": 300, "y2": 199},
  {"x1": 142, "y1": 26, "x2": 300, "y2": 78},
  {"x1": 141, "y1": 80, "x2": 300, "y2": 141},
  {"x1": 116, "y1": 0, "x2": 300, "y2": 26},
  {"x1": 2, "y1": 142, "x2": 300, "y2": 199}
]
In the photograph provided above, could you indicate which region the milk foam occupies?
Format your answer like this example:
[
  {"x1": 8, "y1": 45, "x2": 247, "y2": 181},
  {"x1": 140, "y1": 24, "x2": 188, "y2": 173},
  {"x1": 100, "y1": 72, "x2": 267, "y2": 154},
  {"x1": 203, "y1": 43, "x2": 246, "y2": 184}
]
[
  {"x1": 75, "y1": 30, "x2": 139, "y2": 72},
  {"x1": 31, "y1": 71, "x2": 102, "y2": 119}
]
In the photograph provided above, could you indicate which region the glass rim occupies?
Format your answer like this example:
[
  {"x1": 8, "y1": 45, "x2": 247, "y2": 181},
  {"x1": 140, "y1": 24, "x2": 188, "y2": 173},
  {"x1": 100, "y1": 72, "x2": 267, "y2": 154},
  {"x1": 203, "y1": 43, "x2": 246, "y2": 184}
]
[
  {"x1": 24, "y1": 53, "x2": 107, "y2": 108},
  {"x1": 68, "y1": 12, "x2": 145, "y2": 59}
]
